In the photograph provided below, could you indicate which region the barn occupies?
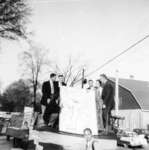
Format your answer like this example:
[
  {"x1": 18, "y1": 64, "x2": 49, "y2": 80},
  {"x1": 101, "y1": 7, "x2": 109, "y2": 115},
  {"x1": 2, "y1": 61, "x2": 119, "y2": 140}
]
[{"x1": 110, "y1": 77, "x2": 149, "y2": 130}]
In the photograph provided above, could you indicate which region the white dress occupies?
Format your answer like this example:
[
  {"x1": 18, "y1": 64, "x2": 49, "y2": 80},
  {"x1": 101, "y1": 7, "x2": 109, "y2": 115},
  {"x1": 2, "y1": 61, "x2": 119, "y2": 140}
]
[
  {"x1": 85, "y1": 139, "x2": 95, "y2": 150},
  {"x1": 95, "y1": 88, "x2": 104, "y2": 131}
]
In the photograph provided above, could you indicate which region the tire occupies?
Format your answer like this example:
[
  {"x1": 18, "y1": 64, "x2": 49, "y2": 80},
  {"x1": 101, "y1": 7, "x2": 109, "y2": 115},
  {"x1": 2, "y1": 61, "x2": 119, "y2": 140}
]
[{"x1": 117, "y1": 141, "x2": 123, "y2": 147}]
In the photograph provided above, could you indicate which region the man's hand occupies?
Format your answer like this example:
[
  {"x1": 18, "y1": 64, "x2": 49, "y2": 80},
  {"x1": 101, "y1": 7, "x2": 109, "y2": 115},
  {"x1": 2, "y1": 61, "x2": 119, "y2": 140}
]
[
  {"x1": 102, "y1": 104, "x2": 106, "y2": 109},
  {"x1": 41, "y1": 105, "x2": 46, "y2": 117},
  {"x1": 47, "y1": 98, "x2": 51, "y2": 104},
  {"x1": 60, "y1": 103, "x2": 64, "y2": 109}
]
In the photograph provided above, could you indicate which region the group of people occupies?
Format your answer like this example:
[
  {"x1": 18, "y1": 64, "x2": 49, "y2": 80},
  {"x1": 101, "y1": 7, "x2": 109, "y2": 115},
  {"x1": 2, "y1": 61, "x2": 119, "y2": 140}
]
[
  {"x1": 86, "y1": 74, "x2": 115, "y2": 134},
  {"x1": 40, "y1": 73, "x2": 115, "y2": 134}
]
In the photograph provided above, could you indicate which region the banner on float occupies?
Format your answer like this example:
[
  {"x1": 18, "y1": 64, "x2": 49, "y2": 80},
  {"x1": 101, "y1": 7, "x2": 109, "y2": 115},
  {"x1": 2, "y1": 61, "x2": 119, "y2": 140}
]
[
  {"x1": 59, "y1": 87, "x2": 98, "y2": 135},
  {"x1": 23, "y1": 107, "x2": 34, "y2": 128}
]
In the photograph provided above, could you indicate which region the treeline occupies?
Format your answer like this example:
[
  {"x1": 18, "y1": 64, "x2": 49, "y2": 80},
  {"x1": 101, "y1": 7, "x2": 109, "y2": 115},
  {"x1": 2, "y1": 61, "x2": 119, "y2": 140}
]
[{"x1": 0, "y1": 79, "x2": 41, "y2": 112}]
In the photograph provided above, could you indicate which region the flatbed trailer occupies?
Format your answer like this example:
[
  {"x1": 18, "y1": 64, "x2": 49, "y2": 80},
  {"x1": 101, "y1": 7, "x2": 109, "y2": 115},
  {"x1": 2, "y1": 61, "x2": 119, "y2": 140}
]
[
  {"x1": 6, "y1": 127, "x2": 30, "y2": 150},
  {"x1": 29, "y1": 127, "x2": 117, "y2": 150}
]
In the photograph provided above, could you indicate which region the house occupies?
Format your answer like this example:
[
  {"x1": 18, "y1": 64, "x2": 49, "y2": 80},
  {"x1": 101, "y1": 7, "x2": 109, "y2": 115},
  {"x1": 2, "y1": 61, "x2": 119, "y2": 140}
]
[{"x1": 109, "y1": 77, "x2": 149, "y2": 130}]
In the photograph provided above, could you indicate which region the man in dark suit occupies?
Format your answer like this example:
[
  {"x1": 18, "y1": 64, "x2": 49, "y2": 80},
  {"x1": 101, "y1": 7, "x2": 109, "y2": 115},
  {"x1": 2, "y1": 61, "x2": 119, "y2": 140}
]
[
  {"x1": 41, "y1": 73, "x2": 60, "y2": 126},
  {"x1": 100, "y1": 74, "x2": 115, "y2": 133}
]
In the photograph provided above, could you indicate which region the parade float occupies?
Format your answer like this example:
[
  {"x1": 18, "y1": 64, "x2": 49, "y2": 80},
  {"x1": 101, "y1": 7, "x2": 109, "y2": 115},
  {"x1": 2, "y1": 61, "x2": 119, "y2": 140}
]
[
  {"x1": 29, "y1": 86, "x2": 118, "y2": 150},
  {"x1": 4, "y1": 78, "x2": 149, "y2": 150}
]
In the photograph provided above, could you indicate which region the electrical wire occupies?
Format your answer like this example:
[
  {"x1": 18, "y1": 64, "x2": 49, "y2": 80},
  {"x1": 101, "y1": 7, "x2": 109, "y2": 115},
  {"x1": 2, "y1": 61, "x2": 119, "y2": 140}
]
[{"x1": 77, "y1": 34, "x2": 149, "y2": 83}]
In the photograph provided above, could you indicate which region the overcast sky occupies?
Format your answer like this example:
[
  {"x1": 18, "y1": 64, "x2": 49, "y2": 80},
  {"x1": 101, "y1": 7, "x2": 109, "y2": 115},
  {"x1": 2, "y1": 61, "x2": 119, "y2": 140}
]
[{"x1": 1, "y1": 0, "x2": 149, "y2": 90}]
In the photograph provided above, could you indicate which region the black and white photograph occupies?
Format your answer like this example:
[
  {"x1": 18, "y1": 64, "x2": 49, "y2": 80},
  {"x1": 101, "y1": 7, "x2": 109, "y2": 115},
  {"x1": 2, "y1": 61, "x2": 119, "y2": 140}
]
[{"x1": 0, "y1": 0, "x2": 149, "y2": 150}]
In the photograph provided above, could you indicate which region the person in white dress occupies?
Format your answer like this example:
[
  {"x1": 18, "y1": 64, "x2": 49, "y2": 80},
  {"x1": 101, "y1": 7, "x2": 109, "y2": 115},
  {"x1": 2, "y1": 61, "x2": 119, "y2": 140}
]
[
  {"x1": 84, "y1": 128, "x2": 96, "y2": 150},
  {"x1": 94, "y1": 80, "x2": 104, "y2": 133}
]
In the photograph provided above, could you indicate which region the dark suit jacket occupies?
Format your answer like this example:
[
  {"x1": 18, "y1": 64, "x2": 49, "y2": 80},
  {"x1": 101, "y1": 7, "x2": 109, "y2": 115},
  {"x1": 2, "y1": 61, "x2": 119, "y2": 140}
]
[
  {"x1": 41, "y1": 81, "x2": 60, "y2": 106},
  {"x1": 101, "y1": 80, "x2": 115, "y2": 109},
  {"x1": 61, "y1": 82, "x2": 67, "y2": 86}
]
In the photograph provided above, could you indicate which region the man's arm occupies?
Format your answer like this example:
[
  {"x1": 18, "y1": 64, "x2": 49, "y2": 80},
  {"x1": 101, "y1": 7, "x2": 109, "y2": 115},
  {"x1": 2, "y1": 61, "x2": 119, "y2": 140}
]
[
  {"x1": 41, "y1": 105, "x2": 46, "y2": 116},
  {"x1": 41, "y1": 82, "x2": 46, "y2": 105},
  {"x1": 53, "y1": 82, "x2": 60, "y2": 100},
  {"x1": 40, "y1": 82, "x2": 49, "y2": 115}
]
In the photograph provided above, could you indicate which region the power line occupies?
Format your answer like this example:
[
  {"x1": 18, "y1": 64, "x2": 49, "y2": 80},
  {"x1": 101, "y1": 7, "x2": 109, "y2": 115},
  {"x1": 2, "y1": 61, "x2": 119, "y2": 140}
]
[{"x1": 77, "y1": 34, "x2": 149, "y2": 83}]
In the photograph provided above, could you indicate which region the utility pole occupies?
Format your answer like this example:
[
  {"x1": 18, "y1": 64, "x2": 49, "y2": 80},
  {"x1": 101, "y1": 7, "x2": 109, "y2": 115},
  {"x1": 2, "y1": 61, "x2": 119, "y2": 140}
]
[
  {"x1": 115, "y1": 70, "x2": 119, "y2": 115},
  {"x1": 81, "y1": 68, "x2": 85, "y2": 89}
]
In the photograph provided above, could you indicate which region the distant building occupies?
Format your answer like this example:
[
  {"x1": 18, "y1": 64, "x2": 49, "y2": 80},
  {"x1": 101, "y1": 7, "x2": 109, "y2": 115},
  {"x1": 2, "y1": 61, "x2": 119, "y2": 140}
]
[{"x1": 110, "y1": 77, "x2": 149, "y2": 130}]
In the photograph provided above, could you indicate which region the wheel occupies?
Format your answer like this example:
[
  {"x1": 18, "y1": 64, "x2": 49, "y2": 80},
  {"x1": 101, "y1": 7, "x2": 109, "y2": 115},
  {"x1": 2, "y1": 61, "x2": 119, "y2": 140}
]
[
  {"x1": 117, "y1": 141, "x2": 123, "y2": 147},
  {"x1": 117, "y1": 143, "x2": 122, "y2": 147}
]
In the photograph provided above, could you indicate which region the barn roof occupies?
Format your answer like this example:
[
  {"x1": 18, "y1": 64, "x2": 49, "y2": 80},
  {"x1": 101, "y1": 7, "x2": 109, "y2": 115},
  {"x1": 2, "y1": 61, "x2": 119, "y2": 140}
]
[{"x1": 110, "y1": 78, "x2": 149, "y2": 110}]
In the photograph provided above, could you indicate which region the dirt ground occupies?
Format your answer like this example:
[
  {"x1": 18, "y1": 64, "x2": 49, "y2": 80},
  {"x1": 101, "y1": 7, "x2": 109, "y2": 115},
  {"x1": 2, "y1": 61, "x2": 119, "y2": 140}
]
[{"x1": 0, "y1": 134, "x2": 149, "y2": 150}]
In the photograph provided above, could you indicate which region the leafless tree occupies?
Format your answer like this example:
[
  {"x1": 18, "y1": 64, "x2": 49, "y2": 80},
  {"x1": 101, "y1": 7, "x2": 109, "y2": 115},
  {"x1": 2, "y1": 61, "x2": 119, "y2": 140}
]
[
  {"x1": 0, "y1": 0, "x2": 30, "y2": 40},
  {"x1": 20, "y1": 42, "x2": 50, "y2": 108},
  {"x1": 54, "y1": 57, "x2": 86, "y2": 87}
]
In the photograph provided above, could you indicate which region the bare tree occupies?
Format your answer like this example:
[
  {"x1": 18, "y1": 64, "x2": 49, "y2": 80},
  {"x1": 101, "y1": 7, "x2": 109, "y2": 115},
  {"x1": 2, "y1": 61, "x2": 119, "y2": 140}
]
[
  {"x1": 54, "y1": 57, "x2": 86, "y2": 87},
  {"x1": 20, "y1": 42, "x2": 50, "y2": 109},
  {"x1": 0, "y1": 0, "x2": 30, "y2": 40}
]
